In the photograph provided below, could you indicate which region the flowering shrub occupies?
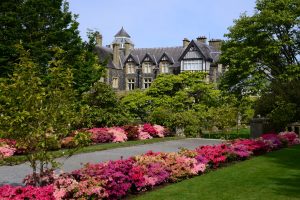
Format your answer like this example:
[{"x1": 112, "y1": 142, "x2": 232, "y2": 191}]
[
  {"x1": 122, "y1": 125, "x2": 139, "y2": 140},
  {"x1": 72, "y1": 159, "x2": 134, "y2": 199},
  {"x1": 1, "y1": 129, "x2": 299, "y2": 200},
  {"x1": 0, "y1": 184, "x2": 54, "y2": 200},
  {"x1": 137, "y1": 126, "x2": 153, "y2": 140},
  {"x1": 88, "y1": 128, "x2": 114, "y2": 143},
  {"x1": 53, "y1": 174, "x2": 108, "y2": 199},
  {"x1": 0, "y1": 145, "x2": 16, "y2": 159},
  {"x1": 261, "y1": 133, "x2": 283, "y2": 149},
  {"x1": 196, "y1": 144, "x2": 230, "y2": 168},
  {"x1": 23, "y1": 169, "x2": 57, "y2": 187},
  {"x1": 278, "y1": 131, "x2": 300, "y2": 145}
]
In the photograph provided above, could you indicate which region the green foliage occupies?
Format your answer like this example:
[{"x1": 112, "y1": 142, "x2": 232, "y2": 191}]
[
  {"x1": 78, "y1": 82, "x2": 131, "y2": 128},
  {"x1": 0, "y1": 0, "x2": 105, "y2": 95},
  {"x1": 220, "y1": 0, "x2": 300, "y2": 130},
  {"x1": 121, "y1": 72, "x2": 254, "y2": 136},
  {"x1": 0, "y1": 46, "x2": 77, "y2": 185},
  {"x1": 220, "y1": 0, "x2": 300, "y2": 94}
]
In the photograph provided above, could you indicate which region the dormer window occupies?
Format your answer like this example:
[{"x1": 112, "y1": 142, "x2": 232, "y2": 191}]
[
  {"x1": 126, "y1": 63, "x2": 135, "y2": 74},
  {"x1": 143, "y1": 63, "x2": 152, "y2": 74},
  {"x1": 160, "y1": 62, "x2": 169, "y2": 73}
]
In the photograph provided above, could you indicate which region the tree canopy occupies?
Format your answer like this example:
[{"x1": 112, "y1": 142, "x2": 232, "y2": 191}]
[
  {"x1": 0, "y1": 0, "x2": 104, "y2": 94},
  {"x1": 220, "y1": 0, "x2": 300, "y2": 129},
  {"x1": 220, "y1": 0, "x2": 300, "y2": 94}
]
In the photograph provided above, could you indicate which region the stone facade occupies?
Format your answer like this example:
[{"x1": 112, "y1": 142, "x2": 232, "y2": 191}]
[{"x1": 95, "y1": 27, "x2": 224, "y2": 91}]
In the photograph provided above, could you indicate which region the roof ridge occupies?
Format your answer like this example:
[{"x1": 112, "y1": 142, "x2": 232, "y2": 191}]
[{"x1": 133, "y1": 46, "x2": 183, "y2": 50}]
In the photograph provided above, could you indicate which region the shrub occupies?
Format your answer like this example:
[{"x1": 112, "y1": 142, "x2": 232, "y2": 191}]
[
  {"x1": 0, "y1": 184, "x2": 54, "y2": 200},
  {"x1": 122, "y1": 125, "x2": 139, "y2": 140}
]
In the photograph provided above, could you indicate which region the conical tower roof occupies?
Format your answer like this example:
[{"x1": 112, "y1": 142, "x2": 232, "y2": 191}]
[{"x1": 114, "y1": 27, "x2": 131, "y2": 38}]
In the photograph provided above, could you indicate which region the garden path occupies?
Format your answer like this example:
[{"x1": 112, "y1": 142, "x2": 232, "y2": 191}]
[{"x1": 0, "y1": 138, "x2": 222, "y2": 186}]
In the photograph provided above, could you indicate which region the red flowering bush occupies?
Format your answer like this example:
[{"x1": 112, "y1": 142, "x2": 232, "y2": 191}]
[
  {"x1": 0, "y1": 139, "x2": 17, "y2": 159},
  {"x1": 195, "y1": 144, "x2": 230, "y2": 168},
  {"x1": 88, "y1": 128, "x2": 114, "y2": 143},
  {"x1": 231, "y1": 139, "x2": 269, "y2": 155},
  {"x1": 72, "y1": 159, "x2": 134, "y2": 199},
  {"x1": 122, "y1": 125, "x2": 139, "y2": 140},
  {"x1": 0, "y1": 184, "x2": 54, "y2": 200},
  {"x1": 261, "y1": 133, "x2": 283, "y2": 149},
  {"x1": 278, "y1": 131, "x2": 300, "y2": 145}
]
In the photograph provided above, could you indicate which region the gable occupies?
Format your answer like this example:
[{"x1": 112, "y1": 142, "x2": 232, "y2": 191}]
[
  {"x1": 141, "y1": 53, "x2": 156, "y2": 64},
  {"x1": 179, "y1": 41, "x2": 205, "y2": 61},
  {"x1": 158, "y1": 52, "x2": 174, "y2": 64}
]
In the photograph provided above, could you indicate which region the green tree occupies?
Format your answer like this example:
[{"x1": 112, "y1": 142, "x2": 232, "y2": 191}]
[
  {"x1": 220, "y1": 0, "x2": 300, "y2": 129},
  {"x1": 220, "y1": 0, "x2": 300, "y2": 94},
  {"x1": 0, "y1": 46, "x2": 77, "y2": 185},
  {"x1": 79, "y1": 82, "x2": 131, "y2": 127},
  {"x1": 0, "y1": 0, "x2": 104, "y2": 94}
]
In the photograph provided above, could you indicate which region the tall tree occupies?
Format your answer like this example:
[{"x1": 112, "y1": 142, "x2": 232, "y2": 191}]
[
  {"x1": 220, "y1": 0, "x2": 300, "y2": 129},
  {"x1": 220, "y1": 0, "x2": 300, "y2": 94},
  {"x1": 0, "y1": 46, "x2": 77, "y2": 185},
  {"x1": 0, "y1": 0, "x2": 104, "y2": 94}
]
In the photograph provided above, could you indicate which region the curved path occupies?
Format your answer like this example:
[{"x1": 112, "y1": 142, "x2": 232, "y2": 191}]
[{"x1": 0, "y1": 138, "x2": 222, "y2": 186}]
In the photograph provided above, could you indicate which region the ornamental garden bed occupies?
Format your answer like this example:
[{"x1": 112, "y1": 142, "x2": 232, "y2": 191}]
[
  {"x1": 0, "y1": 131, "x2": 299, "y2": 199},
  {"x1": 0, "y1": 124, "x2": 176, "y2": 166}
]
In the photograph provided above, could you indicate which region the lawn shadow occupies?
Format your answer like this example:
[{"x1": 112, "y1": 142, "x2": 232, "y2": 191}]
[{"x1": 264, "y1": 145, "x2": 300, "y2": 199}]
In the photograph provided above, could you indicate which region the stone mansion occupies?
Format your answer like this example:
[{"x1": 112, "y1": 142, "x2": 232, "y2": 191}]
[{"x1": 95, "y1": 27, "x2": 224, "y2": 91}]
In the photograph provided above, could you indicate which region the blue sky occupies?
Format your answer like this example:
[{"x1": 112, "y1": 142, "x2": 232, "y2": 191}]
[{"x1": 68, "y1": 0, "x2": 256, "y2": 48}]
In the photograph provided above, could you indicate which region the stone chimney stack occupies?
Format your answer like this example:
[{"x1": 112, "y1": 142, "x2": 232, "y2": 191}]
[
  {"x1": 183, "y1": 38, "x2": 190, "y2": 48},
  {"x1": 95, "y1": 31, "x2": 102, "y2": 46},
  {"x1": 112, "y1": 43, "x2": 120, "y2": 67},
  {"x1": 197, "y1": 36, "x2": 207, "y2": 44},
  {"x1": 209, "y1": 39, "x2": 222, "y2": 51},
  {"x1": 125, "y1": 42, "x2": 132, "y2": 57}
]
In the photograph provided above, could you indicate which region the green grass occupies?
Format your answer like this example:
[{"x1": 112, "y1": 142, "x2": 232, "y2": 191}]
[
  {"x1": 202, "y1": 128, "x2": 250, "y2": 140},
  {"x1": 134, "y1": 145, "x2": 300, "y2": 200},
  {"x1": 0, "y1": 137, "x2": 181, "y2": 166}
]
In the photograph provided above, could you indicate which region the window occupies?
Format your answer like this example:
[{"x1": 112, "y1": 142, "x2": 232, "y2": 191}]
[
  {"x1": 143, "y1": 78, "x2": 152, "y2": 89},
  {"x1": 143, "y1": 63, "x2": 152, "y2": 73},
  {"x1": 181, "y1": 60, "x2": 203, "y2": 72},
  {"x1": 112, "y1": 77, "x2": 118, "y2": 89},
  {"x1": 160, "y1": 63, "x2": 169, "y2": 73},
  {"x1": 127, "y1": 78, "x2": 135, "y2": 90},
  {"x1": 126, "y1": 63, "x2": 135, "y2": 74}
]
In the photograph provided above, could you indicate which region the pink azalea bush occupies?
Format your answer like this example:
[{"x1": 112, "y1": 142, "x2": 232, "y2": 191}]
[
  {"x1": 0, "y1": 139, "x2": 17, "y2": 159},
  {"x1": 0, "y1": 145, "x2": 16, "y2": 159},
  {"x1": 278, "y1": 131, "x2": 300, "y2": 145}
]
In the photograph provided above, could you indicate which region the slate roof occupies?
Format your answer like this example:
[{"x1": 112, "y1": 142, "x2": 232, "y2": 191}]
[
  {"x1": 114, "y1": 27, "x2": 131, "y2": 38},
  {"x1": 128, "y1": 46, "x2": 184, "y2": 68}
]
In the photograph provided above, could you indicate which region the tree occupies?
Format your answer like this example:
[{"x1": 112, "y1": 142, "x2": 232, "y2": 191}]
[
  {"x1": 0, "y1": 0, "x2": 104, "y2": 95},
  {"x1": 79, "y1": 82, "x2": 131, "y2": 128},
  {"x1": 0, "y1": 46, "x2": 77, "y2": 185},
  {"x1": 220, "y1": 0, "x2": 300, "y2": 94},
  {"x1": 220, "y1": 0, "x2": 300, "y2": 129}
]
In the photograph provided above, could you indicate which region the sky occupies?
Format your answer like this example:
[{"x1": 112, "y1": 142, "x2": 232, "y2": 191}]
[{"x1": 67, "y1": 0, "x2": 256, "y2": 48}]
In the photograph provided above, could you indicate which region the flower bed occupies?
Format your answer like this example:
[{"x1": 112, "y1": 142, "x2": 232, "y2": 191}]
[
  {"x1": 0, "y1": 124, "x2": 169, "y2": 159},
  {"x1": 0, "y1": 131, "x2": 299, "y2": 199}
]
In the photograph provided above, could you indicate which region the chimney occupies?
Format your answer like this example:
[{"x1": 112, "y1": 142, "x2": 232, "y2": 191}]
[
  {"x1": 125, "y1": 42, "x2": 132, "y2": 57},
  {"x1": 197, "y1": 36, "x2": 207, "y2": 44},
  {"x1": 95, "y1": 31, "x2": 102, "y2": 46},
  {"x1": 112, "y1": 43, "x2": 120, "y2": 67},
  {"x1": 209, "y1": 39, "x2": 222, "y2": 51},
  {"x1": 183, "y1": 38, "x2": 190, "y2": 48}
]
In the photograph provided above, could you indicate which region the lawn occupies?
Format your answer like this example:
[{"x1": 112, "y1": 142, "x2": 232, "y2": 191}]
[
  {"x1": 202, "y1": 128, "x2": 250, "y2": 140},
  {"x1": 134, "y1": 145, "x2": 300, "y2": 200},
  {"x1": 0, "y1": 137, "x2": 181, "y2": 166}
]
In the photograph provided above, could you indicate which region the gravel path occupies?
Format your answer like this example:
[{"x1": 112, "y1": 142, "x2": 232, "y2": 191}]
[{"x1": 0, "y1": 138, "x2": 222, "y2": 186}]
